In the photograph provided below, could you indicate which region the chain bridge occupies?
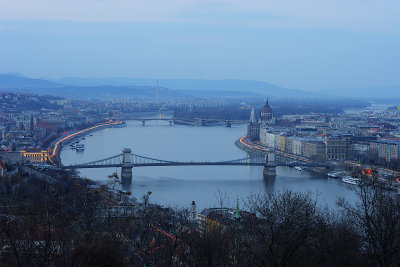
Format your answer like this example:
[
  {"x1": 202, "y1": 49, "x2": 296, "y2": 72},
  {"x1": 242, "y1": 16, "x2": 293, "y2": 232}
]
[{"x1": 62, "y1": 148, "x2": 330, "y2": 184}]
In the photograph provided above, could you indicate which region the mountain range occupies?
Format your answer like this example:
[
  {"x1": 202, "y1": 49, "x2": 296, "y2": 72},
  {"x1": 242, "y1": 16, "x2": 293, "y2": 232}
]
[
  {"x1": 0, "y1": 73, "x2": 399, "y2": 99},
  {"x1": 49, "y1": 76, "x2": 311, "y2": 97}
]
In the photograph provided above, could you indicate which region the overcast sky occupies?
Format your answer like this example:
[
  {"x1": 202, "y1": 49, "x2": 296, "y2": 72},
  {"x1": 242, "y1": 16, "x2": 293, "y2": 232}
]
[{"x1": 0, "y1": 0, "x2": 399, "y2": 90}]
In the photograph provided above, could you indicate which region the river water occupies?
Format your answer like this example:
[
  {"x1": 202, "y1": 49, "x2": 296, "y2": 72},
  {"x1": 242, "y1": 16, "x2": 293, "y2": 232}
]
[{"x1": 60, "y1": 120, "x2": 357, "y2": 210}]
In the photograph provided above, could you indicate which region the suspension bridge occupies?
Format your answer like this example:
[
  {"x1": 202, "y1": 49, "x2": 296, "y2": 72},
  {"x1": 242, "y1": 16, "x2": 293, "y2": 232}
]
[{"x1": 61, "y1": 148, "x2": 330, "y2": 184}]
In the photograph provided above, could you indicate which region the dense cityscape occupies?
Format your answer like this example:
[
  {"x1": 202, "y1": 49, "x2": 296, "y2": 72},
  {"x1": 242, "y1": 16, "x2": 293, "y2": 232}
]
[
  {"x1": 0, "y1": 87, "x2": 400, "y2": 265},
  {"x1": 2, "y1": 90, "x2": 400, "y2": 170}
]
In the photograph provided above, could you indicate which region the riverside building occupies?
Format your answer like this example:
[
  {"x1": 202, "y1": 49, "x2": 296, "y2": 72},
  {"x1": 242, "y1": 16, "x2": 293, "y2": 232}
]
[
  {"x1": 20, "y1": 148, "x2": 49, "y2": 163},
  {"x1": 247, "y1": 108, "x2": 260, "y2": 141}
]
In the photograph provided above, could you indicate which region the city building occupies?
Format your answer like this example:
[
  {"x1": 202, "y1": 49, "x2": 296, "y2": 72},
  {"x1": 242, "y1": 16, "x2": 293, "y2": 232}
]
[
  {"x1": 190, "y1": 201, "x2": 197, "y2": 221},
  {"x1": 198, "y1": 208, "x2": 232, "y2": 233},
  {"x1": 247, "y1": 108, "x2": 260, "y2": 141},
  {"x1": 302, "y1": 141, "x2": 326, "y2": 160},
  {"x1": 197, "y1": 204, "x2": 253, "y2": 233},
  {"x1": 370, "y1": 139, "x2": 400, "y2": 162},
  {"x1": 264, "y1": 132, "x2": 277, "y2": 148},
  {"x1": 324, "y1": 135, "x2": 348, "y2": 161},
  {"x1": 260, "y1": 99, "x2": 275, "y2": 126},
  {"x1": 20, "y1": 148, "x2": 49, "y2": 163}
]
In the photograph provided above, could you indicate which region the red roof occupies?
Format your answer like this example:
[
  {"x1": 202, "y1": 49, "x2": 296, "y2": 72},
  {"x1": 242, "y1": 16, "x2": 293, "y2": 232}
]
[
  {"x1": 36, "y1": 121, "x2": 56, "y2": 131},
  {"x1": 0, "y1": 159, "x2": 6, "y2": 169},
  {"x1": 261, "y1": 105, "x2": 273, "y2": 114},
  {"x1": 261, "y1": 100, "x2": 273, "y2": 114}
]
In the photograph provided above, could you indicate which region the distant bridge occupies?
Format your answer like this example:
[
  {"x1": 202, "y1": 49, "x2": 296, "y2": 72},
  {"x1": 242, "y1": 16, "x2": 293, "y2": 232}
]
[
  {"x1": 125, "y1": 118, "x2": 247, "y2": 127},
  {"x1": 61, "y1": 148, "x2": 330, "y2": 184}
]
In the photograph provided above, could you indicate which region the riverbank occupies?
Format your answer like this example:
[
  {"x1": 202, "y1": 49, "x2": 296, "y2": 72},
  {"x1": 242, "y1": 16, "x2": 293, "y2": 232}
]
[
  {"x1": 49, "y1": 120, "x2": 123, "y2": 165},
  {"x1": 235, "y1": 135, "x2": 269, "y2": 154},
  {"x1": 235, "y1": 136, "x2": 400, "y2": 180},
  {"x1": 235, "y1": 135, "x2": 330, "y2": 174}
]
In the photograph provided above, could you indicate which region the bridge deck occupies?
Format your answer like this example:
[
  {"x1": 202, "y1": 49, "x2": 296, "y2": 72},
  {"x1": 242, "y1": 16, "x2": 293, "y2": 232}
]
[
  {"x1": 62, "y1": 162, "x2": 328, "y2": 169},
  {"x1": 60, "y1": 150, "x2": 330, "y2": 169},
  {"x1": 128, "y1": 118, "x2": 248, "y2": 123}
]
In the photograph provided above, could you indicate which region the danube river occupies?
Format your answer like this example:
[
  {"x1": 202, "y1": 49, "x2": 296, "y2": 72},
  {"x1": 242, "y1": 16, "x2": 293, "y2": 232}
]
[{"x1": 60, "y1": 120, "x2": 357, "y2": 210}]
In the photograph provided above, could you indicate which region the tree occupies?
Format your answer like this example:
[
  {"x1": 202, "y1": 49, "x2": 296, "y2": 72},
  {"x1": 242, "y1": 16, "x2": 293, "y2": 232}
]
[
  {"x1": 338, "y1": 179, "x2": 400, "y2": 267},
  {"x1": 245, "y1": 190, "x2": 322, "y2": 266}
]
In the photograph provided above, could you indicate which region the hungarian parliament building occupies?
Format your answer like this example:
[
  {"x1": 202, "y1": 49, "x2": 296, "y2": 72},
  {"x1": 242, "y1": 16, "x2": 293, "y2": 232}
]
[{"x1": 247, "y1": 100, "x2": 275, "y2": 141}]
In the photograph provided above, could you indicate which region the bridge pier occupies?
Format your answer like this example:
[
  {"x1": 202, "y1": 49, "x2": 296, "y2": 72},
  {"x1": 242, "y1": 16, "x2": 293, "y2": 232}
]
[
  {"x1": 196, "y1": 119, "x2": 205, "y2": 126},
  {"x1": 263, "y1": 153, "x2": 276, "y2": 178},
  {"x1": 121, "y1": 166, "x2": 133, "y2": 186},
  {"x1": 263, "y1": 166, "x2": 276, "y2": 177},
  {"x1": 225, "y1": 121, "x2": 231, "y2": 127},
  {"x1": 121, "y1": 148, "x2": 133, "y2": 185},
  {"x1": 142, "y1": 120, "x2": 146, "y2": 126}
]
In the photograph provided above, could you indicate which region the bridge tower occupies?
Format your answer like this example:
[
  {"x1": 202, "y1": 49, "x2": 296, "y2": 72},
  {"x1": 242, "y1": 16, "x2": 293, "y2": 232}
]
[
  {"x1": 196, "y1": 119, "x2": 205, "y2": 126},
  {"x1": 121, "y1": 148, "x2": 133, "y2": 185},
  {"x1": 263, "y1": 152, "x2": 276, "y2": 177}
]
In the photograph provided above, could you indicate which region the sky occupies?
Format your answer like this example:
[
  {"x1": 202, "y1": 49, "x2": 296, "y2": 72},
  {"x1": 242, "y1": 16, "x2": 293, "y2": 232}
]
[{"x1": 0, "y1": 0, "x2": 399, "y2": 90}]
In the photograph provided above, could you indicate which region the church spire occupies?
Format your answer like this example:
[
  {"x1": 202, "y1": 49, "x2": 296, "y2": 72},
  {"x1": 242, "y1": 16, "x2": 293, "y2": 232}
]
[
  {"x1": 250, "y1": 108, "x2": 256, "y2": 124},
  {"x1": 235, "y1": 196, "x2": 241, "y2": 221}
]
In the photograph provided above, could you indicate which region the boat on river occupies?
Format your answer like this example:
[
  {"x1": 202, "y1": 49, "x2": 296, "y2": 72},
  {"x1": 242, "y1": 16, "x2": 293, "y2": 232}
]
[
  {"x1": 112, "y1": 122, "x2": 127, "y2": 128},
  {"x1": 328, "y1": 171, "x2": 346, "y2": 178},
  {"x1": 342, "y1": 177, "x2": 361, "y2": 185},
  {"x1": 76, "y1": 144, "x2": 84, "y2": 151}
]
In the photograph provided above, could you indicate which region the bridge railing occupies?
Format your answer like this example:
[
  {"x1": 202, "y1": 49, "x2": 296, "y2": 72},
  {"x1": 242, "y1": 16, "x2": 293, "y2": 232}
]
[
  {"x1": 62, "y1": 152, "x2": 329, "y2": 168},
  {"x1": 131, "y1": 153, "x2": 177, "y2": 164},
  {"x1": 67, "y1": 154, "x2": 124, "y2": 167}
]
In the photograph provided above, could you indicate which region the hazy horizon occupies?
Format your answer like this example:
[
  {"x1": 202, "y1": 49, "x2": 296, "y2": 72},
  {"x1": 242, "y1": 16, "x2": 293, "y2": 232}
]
[
  {"x1": 2, "y1": 72, "x2": 400, "y2": 94},
  {"x1": 1, "y1": 0, "x2": 399, "y2": 91}
]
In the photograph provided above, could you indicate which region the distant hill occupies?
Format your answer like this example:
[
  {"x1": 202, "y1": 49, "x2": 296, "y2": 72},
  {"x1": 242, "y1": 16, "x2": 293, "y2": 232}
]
[
  {"x1": 48, "y1": 85, "x2": 182, "y2": 99},
  {"x1": 50, "y1": 77, "x2": 315, "y2": 97},
  {"x1": 177, "y1": 90, "x2": 262, "y2": 98},
  {"x1": 15, "y1": 73, "x2": 399, "y2": 99},
  {"x1": 322, "y1": 85, "x2": 400, "y2": 99},
  {"x1": 2, "y1": 73, "x2": 398, "y2": 99},
  {"x1": 0, "y1": 74, "x2": 63, "y2": 88},
  {"x1": 0, "y1": 74, "x2": 181, "y2": 98},
  {"x1": 1, "y1": 73, "x2": 316, "y2": 98}
]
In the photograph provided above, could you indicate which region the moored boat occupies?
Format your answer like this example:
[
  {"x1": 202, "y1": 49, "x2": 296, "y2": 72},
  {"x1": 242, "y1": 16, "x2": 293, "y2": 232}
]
[
  {"x1": 342, "y1": 176, "x2": 361, "y2": 185},
  {"x1": 328, "y1": 171, "x2": 346, "y2": 178}
]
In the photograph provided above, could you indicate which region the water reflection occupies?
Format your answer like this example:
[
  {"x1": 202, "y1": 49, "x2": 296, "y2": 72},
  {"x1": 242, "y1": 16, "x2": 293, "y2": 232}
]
[
  {"x1": 121, "y1": 176, "x2": 132, "y2": 190},
  {"x1": 263, "y1": 171, "x2": 276, "y2": 192}
]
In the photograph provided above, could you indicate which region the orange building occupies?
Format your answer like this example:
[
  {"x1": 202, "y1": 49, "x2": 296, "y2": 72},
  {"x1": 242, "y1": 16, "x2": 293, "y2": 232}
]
[{"x1": 20, "y1": 148, "x2": 49, "y2": 163}]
